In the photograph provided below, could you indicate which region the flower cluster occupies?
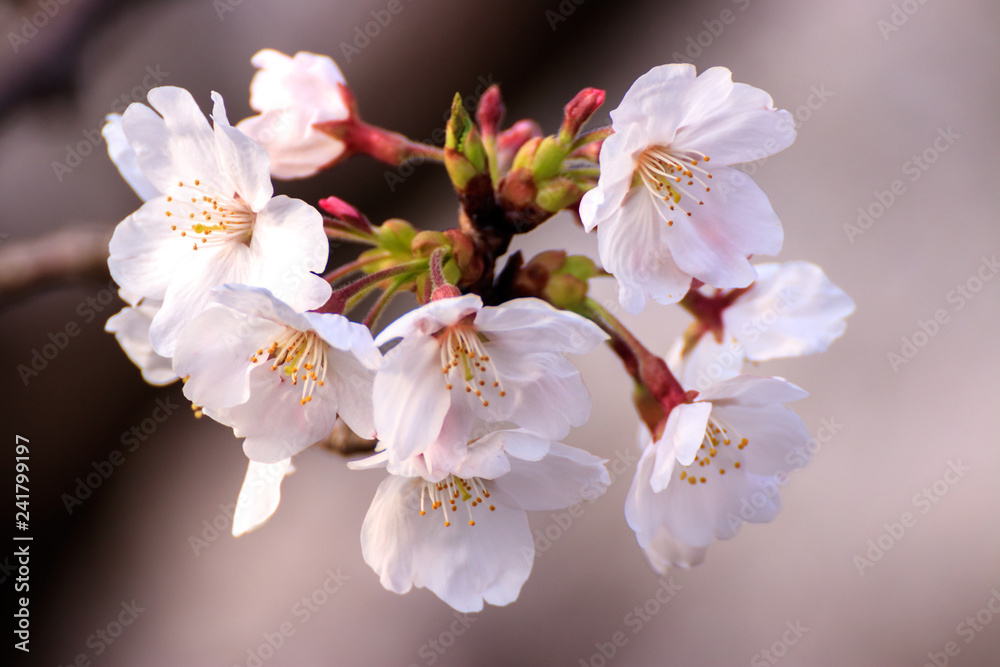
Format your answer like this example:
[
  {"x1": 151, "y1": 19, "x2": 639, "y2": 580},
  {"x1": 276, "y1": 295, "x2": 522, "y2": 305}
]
[{"x1": 103, "y1": 50, "x2": 852, "y2": 610}]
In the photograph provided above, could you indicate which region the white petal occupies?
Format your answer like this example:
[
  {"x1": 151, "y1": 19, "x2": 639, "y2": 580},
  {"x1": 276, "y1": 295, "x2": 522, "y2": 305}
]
[
  {"x1": 454, "y1": 434, "x2": 511, "y2": 480},
  {"x1": 121, "y1": 87, "x2": 222, "y2": 194},
  {"x1": 674, "y1": 79, "x2": 795, "y2": 165},
  {"x1": 238, "y1": 110, "x2": 345, "y2": 180},
  {"x1": 247, "y1": 49, "x2": 347, "y2": 120},
  {"x1": 625, "y1": 446, "x2": 709, "y2": 570},
  {"x1": 107, "y1": 198, "x2": 197, "y2": 301},
  {"x1": 651, "y1": 401, "x2": 712, "y2": 491},
  {"x1": 347, "y1": 450, "x2": 388, "y2": 471},
  {"x1": 670, "y1": 332, "x2": 743, "y2": 392},
  {"x1": 103, "y1": 114, "x2": 160, "y2": 201},
  {"x1": 472, "y1": 298, "x2": 607, "y2": 355},
  {"x1": 374, "y1": 335, "x2": 452, "y2": 461},
  {"x1": 597, "y1": 192, "x2": 693, "y2": 313},
  {"x1": 173, "y1": 304, "x2": 278, "y2": 408},
  {"x1": 660, "y1": 174, "x2": 765, "y2": 289},
  {"x1": 495, "y1": 442, "x2": 610, "y2": 511},
  {"x1": 247, "y1": 196, "x2": 332, "y2": 312},
  {"x1": 221, "y1": 365, "x2": 341, "y2": 463},
  {"x1": 104, "y1": 303, "x2": 178, "y2": 385},
  {"x1": 361, "y1": 477, "x2": 533, "y2": 613},
  {"x1": 726, "y1": 262, "x2": 855, "y2": 361},
  {"x1": 375, "y1": 294, "x2": 482, "y2": 346},
  {"x1": 148, "y1": 242, "x2": 255, "y2": 356},
  {"x1": 697, "y1": 374, "x2": 808, "y2": 407},
  {"x1": 238, "y1": 49, "x2": 349, "y2": 179},
  {"x1": 712, "y1": 403, "x2": 811, "y2": 475},
  {"x1": 579, "y1": 124, "x2": 648, "y2": 230},
  {"x1": 485, "y1": 347, "x2": 592, "y2": 440},
  {"x1": 611, "y1": 63, "x2": 697, "y2": 134},
  {"x1": 210, "y1": 91, "x2": 274, "y2": 211},
  {"x1": 232, "y1": 458, "x2": 294, "y2": 536},
  {"x1": 478, "y1": 429, "x2": 551, "y2": 462}
]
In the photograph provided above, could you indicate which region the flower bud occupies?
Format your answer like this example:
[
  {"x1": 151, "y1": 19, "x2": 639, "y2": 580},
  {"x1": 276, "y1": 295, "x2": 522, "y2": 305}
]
[
  {"x1": 536, "y1": 176, "x2": 583, "y2": 212},
  {"x1": 475, "y1": 85, "x2": 504, "y2": 142},
  {"x1": 559, "y1": 87, "x2": 605, "y2": 145},
  {"x1": 410, "y1": 230, "x2": 449, "y2": 258},
  {"x1": 374, "y1": 218, "x2": 417, "y2": 255},
  {"x1": 498, "y1": 119, "x2": 542, "y2": 174},
  {"x1": 531, "y1": 136, "x2": 568, "y2": 181},
  {"x1": 318, "y1": 196, "x2": 373, "y2": 233},
  {"x1": 443, "y1": 229, "x2": 484, "y2": 285},
  {"x1": 445, "y1": 94, "x2": 488, "y2": 191}
]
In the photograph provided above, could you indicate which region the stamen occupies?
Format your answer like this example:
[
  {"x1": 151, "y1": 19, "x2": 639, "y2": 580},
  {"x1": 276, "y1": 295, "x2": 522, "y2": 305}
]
[
  {"x1": 257, "y1": 327, "x2": 329, "y2": 407},
  {"x1": 437, "y1": 324, "x2": 508, "y2": 407},
  {"x1": 418, "y1": 475, "x2": 493, "y2": 527},
  {"x1": 677, "y1": 413, "x2": 748, "y2": 487},
  {"x1": 636, "y1": 145, "x2": 715, "y2": 225},
  {"x1": 165, "y1": 178, "x2": 254, "y2": 250}
]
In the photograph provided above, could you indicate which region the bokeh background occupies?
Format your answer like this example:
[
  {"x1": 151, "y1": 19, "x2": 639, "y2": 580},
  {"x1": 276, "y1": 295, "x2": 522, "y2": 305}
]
[{"x1": 2, "y1": 0, "x2": 999, "y2": 665}]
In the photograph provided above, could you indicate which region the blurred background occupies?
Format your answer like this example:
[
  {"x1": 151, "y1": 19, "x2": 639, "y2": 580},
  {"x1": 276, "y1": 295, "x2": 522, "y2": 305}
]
[{"x1": 1, "y1": 0, "x2": 998, "y2": 665}]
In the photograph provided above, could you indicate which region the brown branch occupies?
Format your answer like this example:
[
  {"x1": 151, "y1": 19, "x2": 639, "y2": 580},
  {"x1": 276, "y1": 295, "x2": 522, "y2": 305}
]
[
  {"x1": 0, "y1": 223, "x2": 113, "y2": 307},
  {"x1": 315, "y1": 419, "x2": 377, "y2": 456}
]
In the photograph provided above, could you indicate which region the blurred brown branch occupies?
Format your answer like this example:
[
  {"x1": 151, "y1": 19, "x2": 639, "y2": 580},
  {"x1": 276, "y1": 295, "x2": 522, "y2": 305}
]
[
  {"x1": 0, "y1": 223, "x2": 113, "y2": 307},
  {"x1": 316, "y1": 418, "x2": 377, "y2": 456}
]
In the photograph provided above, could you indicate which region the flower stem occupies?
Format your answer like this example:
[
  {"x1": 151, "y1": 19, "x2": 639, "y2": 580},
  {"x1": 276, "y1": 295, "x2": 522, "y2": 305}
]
[
  {"x1": 582, "y1": 298, "x2": 687, "y2": 411},
  {"x1": 569, "y1": 126, "x2": 613, "y2": 153},
  {"x1": 323, "y1": 252, "x2": 392, "y2": 285},
  {"x1": 363, "y1": 274, "x2": 408, "y2": 329},
  {"x1": 317, "y1": 258, "x2": 429, "y2": 315}
]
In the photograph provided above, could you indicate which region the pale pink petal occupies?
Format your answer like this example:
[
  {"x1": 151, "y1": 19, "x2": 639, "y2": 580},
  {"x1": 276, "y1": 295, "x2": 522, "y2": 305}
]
[
  {"x1": 374, "y1": 335, "x2": 451, "y2": 461},
  {"x1": 361, "y1": 477, "x2": 533, "y2": 613},
  {"x1": 232, "y1": 458, "x2": 294, "y2": 536},
  {"x1": 495, "y1": 442, "x2": 609, "y2": 511}
]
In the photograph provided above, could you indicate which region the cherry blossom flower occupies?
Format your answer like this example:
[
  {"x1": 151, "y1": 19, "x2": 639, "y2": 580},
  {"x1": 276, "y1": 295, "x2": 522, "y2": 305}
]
[
  {"x1": 107, "y1": 86, "x2": 331, "y2": 357},
  {"x1": 105, "y1": 289, "x2": 177, "y2": 386},
  {"x1": 673, "y1": 261, "x2": 855, "y2": 389},
  {"x1": 372, "y1": 294, "x2": 606, "y2": 467},
  {"x1": 236, "y1": 49, "x2": 350, "y2": 179},
  {"x1": 625, "y1": 374, "x2": 810, "y2": 571},
  {"x1": 355, "y1": 426, "x2": 610, "y2": 612},
  {"x1": 173, "y1": 285, "x2": 380, "y2": 463},
  {"x1": 103, "y1": 114, "x2": 159, "y2": 201},
  {"x1": 232, "y1": 458, "x2": 295, "y2": 536},
  {"x1": 579, "y1": 64, "x2": 795, "y2": 314}
]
